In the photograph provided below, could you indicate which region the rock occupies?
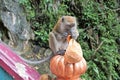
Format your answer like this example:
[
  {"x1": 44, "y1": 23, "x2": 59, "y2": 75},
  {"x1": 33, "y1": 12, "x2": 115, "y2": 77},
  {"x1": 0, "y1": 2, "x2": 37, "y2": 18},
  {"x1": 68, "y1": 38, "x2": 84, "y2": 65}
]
[
  {"x1": 37, "y1": 48, "x2": 54, "y2": 78},
  {"x1": 32, "y1": 45, "x2": 41, "y2": 54},
  {"x1": 37, "y1": 61, "x2": 55, "y2": 79},
  {"x1": 39, "y1": 48, "x2": 46, "y2": 54},
  {"x1": 0, "y1": 0, "x2": 34, "y2": 53},
  {"x1": 0, "y1": 0, "x2": 54, "y2": 76}
]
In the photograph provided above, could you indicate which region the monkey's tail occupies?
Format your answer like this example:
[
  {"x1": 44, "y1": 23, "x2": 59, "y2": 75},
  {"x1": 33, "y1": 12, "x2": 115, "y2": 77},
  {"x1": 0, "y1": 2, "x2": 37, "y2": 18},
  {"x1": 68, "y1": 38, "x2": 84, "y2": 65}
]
[
  {"x1": 0, "y1": 41, "x2": 53, "y2": 65},
  {"x1": 19, "y1": 54, "x2": 53, "y2": 65}
]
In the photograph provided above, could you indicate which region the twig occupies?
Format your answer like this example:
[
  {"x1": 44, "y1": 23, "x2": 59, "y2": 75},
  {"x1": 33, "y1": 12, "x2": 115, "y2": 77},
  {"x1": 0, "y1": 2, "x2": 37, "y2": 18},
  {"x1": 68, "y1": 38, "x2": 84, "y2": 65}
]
[
  {"x1": 93, "y1": 41, "x2": 104, "y2": 55},
  {"x1": 113, "y1": 8, "x2": 120, "y2": 11},
  {"x1": 88, "y1": 41, "x2": 104, "y2": 61}
]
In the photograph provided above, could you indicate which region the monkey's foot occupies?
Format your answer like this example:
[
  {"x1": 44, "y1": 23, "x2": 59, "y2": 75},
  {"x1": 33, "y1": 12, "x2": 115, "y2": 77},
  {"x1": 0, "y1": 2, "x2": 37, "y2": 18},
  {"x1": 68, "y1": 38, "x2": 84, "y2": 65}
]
[{"x1": 56, "y1": 50, "x2": 66, "y2": 55}]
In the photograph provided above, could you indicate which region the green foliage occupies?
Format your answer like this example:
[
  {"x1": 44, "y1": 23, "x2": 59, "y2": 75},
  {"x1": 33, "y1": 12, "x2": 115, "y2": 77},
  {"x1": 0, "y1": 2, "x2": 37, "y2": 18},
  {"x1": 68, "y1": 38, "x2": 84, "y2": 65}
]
[
  {"x1": 19, "y1": 0, "x2": 35, "y2": 20},
  {"x1": 73, "y1": 0, "x2": 120, "y2": 80},
  {"x1": 19, "y1": 0, "x2": 70, "y2": 47},
  {"x1": 19, "y1": 0, "x2": 120, "y2": 79}
]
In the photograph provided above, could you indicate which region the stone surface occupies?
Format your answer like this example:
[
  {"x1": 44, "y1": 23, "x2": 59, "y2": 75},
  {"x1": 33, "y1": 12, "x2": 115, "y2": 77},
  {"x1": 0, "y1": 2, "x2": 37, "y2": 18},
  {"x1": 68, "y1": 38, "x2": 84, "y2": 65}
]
[
  {"x1": 37, "y1": 49, "x2": 55, "y2": 78},
  {"x1": 20, "y1": 47, "x2": 54, "y2": 77},
  {"x1": 0, "y1": 0, "x2": 53, "y2": 77},
  {"x1": 0, "y1": 0, "x2": 34, "y2": 53}
]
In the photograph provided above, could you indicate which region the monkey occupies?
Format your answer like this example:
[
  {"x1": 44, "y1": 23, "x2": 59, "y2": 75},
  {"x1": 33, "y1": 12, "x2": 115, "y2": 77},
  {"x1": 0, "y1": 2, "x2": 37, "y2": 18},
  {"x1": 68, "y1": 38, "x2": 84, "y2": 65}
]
[
  {"x1": 49, "y1": 16, "x2": 79, "y2": 55},
  {"x1": 16, "y1": 16, "x2": 79, "y2": 65}
]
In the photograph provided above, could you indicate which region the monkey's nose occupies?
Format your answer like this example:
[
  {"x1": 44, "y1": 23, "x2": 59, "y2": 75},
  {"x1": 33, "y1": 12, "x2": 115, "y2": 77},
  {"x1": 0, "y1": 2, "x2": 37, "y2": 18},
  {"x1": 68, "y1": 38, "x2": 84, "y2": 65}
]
[{"x1": 71, "y1": 23, "x2": 75, "y2": 27}]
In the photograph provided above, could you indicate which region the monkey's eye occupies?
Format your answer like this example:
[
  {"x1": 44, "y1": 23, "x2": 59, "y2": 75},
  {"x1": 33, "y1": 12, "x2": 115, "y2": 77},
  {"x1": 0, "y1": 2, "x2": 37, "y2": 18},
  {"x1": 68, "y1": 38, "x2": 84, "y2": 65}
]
[
  {"x1": 66, "y1": 24, "x2": 71, "y2": 27},
  {"x1": 71, "y1": 23, "x2": 75, "y2": 27},
  {"x1": 66, "y1": 23, "x2": 75, "y2": 28}
]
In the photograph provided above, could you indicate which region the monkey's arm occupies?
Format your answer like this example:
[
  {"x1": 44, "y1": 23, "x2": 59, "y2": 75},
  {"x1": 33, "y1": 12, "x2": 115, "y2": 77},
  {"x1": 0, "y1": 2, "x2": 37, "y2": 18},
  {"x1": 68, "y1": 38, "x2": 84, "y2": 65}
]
[
  {"x1": 49, "y1": 32, "x2": 66, "y2": 55},
  {"x1": 49, "y1": 32, "x2": 58, "y2": 54}
]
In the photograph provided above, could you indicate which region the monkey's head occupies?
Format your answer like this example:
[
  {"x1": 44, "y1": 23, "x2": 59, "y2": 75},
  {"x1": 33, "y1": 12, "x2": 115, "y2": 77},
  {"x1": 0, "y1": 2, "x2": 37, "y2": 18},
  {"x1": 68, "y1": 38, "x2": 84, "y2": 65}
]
[
  {"x1": 53, "y1": 16, "x2": 77, "y2": 33},
  {"x1": 61, "y1": 16, "x2": 77, "y2": 31}
]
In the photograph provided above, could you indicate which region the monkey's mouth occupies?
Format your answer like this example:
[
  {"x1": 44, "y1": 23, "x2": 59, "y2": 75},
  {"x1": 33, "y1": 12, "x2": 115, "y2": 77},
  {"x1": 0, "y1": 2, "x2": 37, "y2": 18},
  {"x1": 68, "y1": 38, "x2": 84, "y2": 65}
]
[
  {"x1": 65, "y1": 23, "x2": 75, "y2": 28},
  {"x1": 70, "y1": 23, "x2": 75, "y2": 28},
  {"x1": 65, "y1": 29, "x2": 70, "y2": 31}
]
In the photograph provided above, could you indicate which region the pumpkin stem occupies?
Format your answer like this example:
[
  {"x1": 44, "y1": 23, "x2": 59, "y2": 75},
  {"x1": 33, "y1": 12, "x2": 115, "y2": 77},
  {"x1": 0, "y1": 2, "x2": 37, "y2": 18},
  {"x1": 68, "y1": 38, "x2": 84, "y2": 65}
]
[{"x1": 67, "y1": 35, "x2": 71, "y2": 42}]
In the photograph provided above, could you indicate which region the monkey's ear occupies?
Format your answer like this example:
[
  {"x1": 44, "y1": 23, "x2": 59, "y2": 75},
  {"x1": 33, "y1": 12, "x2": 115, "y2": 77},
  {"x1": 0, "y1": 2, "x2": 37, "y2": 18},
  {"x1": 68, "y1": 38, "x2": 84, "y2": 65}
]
[{"x1": 62, "y1": 16, "x2": 64, "y2": 22}]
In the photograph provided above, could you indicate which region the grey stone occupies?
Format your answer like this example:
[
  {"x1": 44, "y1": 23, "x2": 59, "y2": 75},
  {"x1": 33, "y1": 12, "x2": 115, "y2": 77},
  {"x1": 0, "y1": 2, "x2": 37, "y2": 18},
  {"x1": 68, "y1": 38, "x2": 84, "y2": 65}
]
[
  {"x1": 0, "y1": 0, "x2": 34, "y2": 53},
  {"x1": 39, "y1": 48, "x2": 46, "y2": 54}
]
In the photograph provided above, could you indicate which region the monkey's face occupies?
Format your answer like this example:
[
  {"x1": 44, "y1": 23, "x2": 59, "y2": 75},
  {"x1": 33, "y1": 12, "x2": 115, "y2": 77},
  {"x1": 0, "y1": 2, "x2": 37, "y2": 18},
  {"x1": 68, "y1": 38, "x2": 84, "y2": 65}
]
[{"x1": 61, "y1": 16, "x2": 76, "y2": 31}]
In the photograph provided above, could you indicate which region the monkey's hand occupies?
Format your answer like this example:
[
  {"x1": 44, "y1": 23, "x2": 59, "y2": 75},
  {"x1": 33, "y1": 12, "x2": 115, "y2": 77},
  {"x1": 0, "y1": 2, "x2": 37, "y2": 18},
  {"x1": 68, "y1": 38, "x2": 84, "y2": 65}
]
[
  {"x1": 62, "y1": 32, "x2": 68, "y2": 37},
  {"x1": 62, "y1": 32, "x2": 69, "y2": 40},
  {"x1": 57, "y1": 32, "x2": 69, "y2": 40},
  {"x1": 56, "y1": 50, "x2": 66, "y2": 55},
  {"x1": 70, "y1": 29, "x2": 79, "y2": 39}
]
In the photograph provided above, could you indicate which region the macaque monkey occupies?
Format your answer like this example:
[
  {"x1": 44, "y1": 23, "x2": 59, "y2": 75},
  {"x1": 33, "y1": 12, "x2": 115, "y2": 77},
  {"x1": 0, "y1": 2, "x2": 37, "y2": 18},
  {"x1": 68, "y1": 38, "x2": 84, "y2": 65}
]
[
  {"x1": 49, "y1": 16, "x2": 79, "y2": 55},
  {"x1": 19, "y1": 16, "x2": 79, "y2": 64}
]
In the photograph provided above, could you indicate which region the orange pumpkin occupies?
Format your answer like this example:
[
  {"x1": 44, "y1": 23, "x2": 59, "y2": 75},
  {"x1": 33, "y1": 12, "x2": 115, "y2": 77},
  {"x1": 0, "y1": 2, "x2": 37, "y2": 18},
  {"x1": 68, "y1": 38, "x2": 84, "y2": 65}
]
[
  {"x1": 50, "y1": 55, "x2": 87, "y2": 80},
  {"x1": 50, "y1": 35, "x2": 87, "y2": 80},
  {"x1": 64, "y1": 39, "x2": 83, "y2": 63},
  {"x1": 64, "y1": 35, "x2": 83, "y2": 63}
]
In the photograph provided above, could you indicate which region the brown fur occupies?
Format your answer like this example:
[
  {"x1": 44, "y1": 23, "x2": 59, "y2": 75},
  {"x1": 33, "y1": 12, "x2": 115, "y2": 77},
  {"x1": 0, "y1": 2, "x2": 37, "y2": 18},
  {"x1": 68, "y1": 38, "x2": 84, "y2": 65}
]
[{"x1": 49, "y1": 16, "x2": 79, "y2": 54}]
